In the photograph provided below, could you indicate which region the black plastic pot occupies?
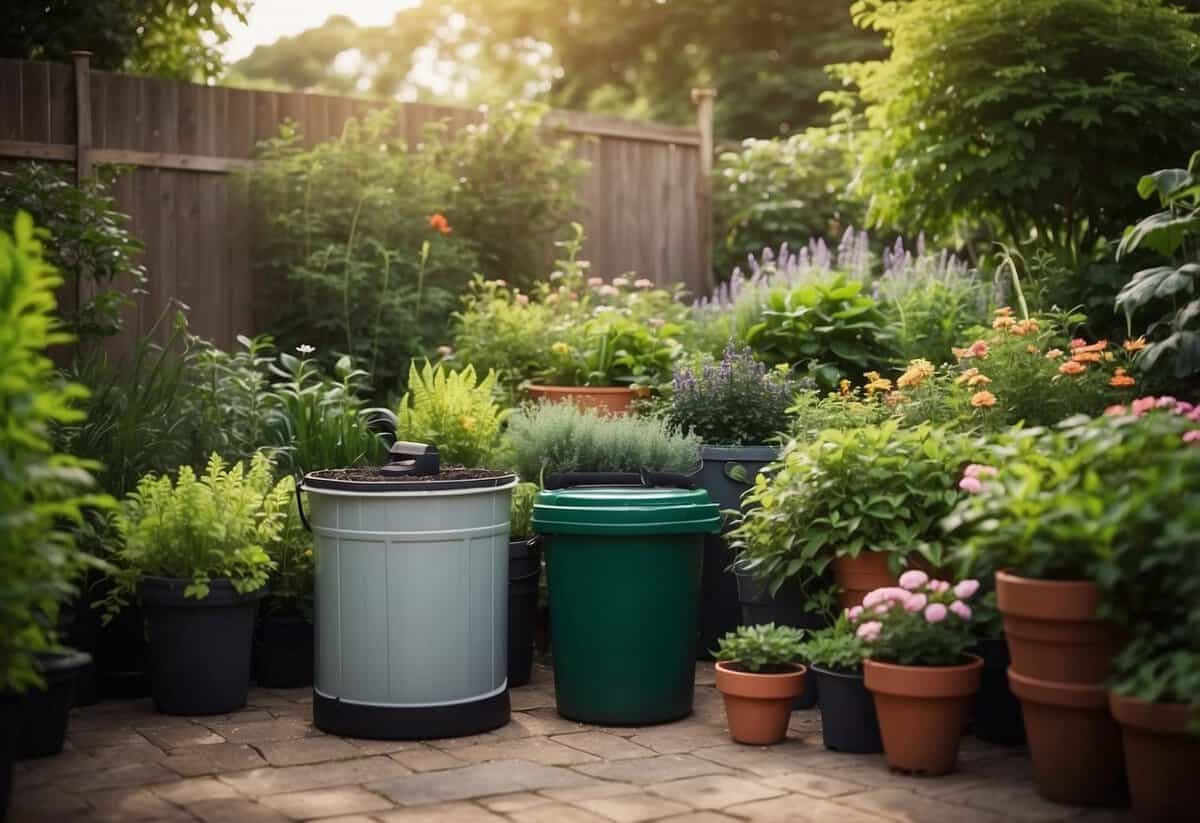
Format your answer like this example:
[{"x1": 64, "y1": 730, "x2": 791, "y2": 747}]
[
  {"x1": 141, "y1": 577, "x2": 265, "y2": 715},
  {"x1": 17, "y1": 650, "x2": 91, "y2": 759},
  {"x1": 972, "y1": 635, "x2": 1025, "y2": 745},
  {"x1": 61, "y1": 593, "x2": 99, "y2": 707},
  {"x1": 695, "y1": 445, "x2": 778, "y2": 660},
  {"x1": 734, "y1": 561, "x2": 826, "y2": 710},
  {"x1": 1, "y1": 693, "x2": 21, "y2": 823},
  {"x1": 812, "y1": 665, "x2": 883, "y2": 753},
  {"x1": 508, "y1": 539, "x2": 542, "y2": 688},
  {"x1": 85, "y1": 573, "x2": 151, "y2": 700},
  {"x1": 256, "y1": 614, "x2": 314, "y2": 689}
]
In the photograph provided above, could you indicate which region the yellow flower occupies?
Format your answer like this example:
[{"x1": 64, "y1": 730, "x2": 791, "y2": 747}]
[
  {"x1": 897, "y1": 359, "x2": 935, "y2": 389},
  {"x1": 864, "y1": 371, "x2": 893, "y2": 394},
  {"x1": 839, "y1": 379, "x2": 852, "y2": 397},
  {"x1": 460, "y1": 415, "x2": 477, "y2": 432},
  {"x1": 1124, "y1": 337, "x2": 1148, "y2": 353},
  {"x1": 1109, "y1": 369, "x2": 1136, "y2": 388},
  {"x1": 550, "y1": 341, "x2": 571, "y2": 356},
  {"x1": 970, "y1": 391, "x2": 997, "y2": 408}
]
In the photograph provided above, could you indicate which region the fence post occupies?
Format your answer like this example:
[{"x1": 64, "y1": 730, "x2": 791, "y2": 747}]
[
  {"x1": 692, "y1": 88, "x2": 716, "y2": 293},
  {"x1": 71, "y1": 51, "x2": 93, "y2": 183}
]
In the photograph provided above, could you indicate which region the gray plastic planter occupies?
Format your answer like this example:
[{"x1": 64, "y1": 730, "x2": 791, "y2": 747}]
[{"x1": 303, "y1": 456, "x2": 517, "y2": 740}]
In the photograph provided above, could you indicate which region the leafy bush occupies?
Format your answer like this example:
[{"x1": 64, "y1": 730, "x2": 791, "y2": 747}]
[
  {"x1": 714, "y1": 623, "x2": 807, "y2": 673},
  {"x1": 190, "y1": 333, "x2": 276, "y2": 465},
  {"x1": 787, "y1": 386, "x2": 894, "y2": 442},
  {"x1": 713, "y1": 127, "x2": 863, "y2": 280},
  {"x1": 0, "y1": 213, "x2": 111, "y2": 692},
  {"x1": 105, "y1": 453, "x2": 287, "y2": 612},
  {"x1": 0, "y1": 163, "x2": 145, "y2": 342},
  {"x1": 798, "y1": 616, "x2": 868, "y2": 673},
  {"x1": 452, "y1": 276, "x2": 556, "y2": 399},
  {"x1": 665, "y1": 346, "x2": 794, "y2": 446},
  {"x1": 390, "y1": 361, "x2": 508, "y2": 467},
  {"x1": 544, "y1": 312, "x2": 683, "y2": 388},
  {"x1": 1116, "y1": 149, "x2": 1200, "y2": 380},
  {"x1": 507, "y1": 402, "x2": 701, "y2": 481},
  {"x1": 510, "y1": 482, "x2": 539, "y2": 541},
  {"x1": 263, "y1": 477, "x2": 314, "y2": 620},
  {"x1": 1113, "y1": 643, "x2": 1200, "y2": 727},
  {"x1": 745, "y1": 274, "x2": 894, "y2": 392},
  {"x1": 847, "y1": 573, "x2": 982, "y2": 667},
  {"x1": 730, "y1": 422, "x2": 982, "y2": 601},
  {"x1": 832, "y1": 0, "x2": 1200, "y2": 259}
]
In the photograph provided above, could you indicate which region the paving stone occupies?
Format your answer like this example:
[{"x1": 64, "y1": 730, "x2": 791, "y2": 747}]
[
  {"x1": 425, "y1": 731, "x2": 504, "y2": 750},
  {"x1": 648, "y1": 774, "x2": 784, "y2": 810},
  {"x1": 628, "y1": 726, "x2": 735, "y2": 755},
  {"x1": 84, "y1": 740, "x2": 172, "y2": 765},
  {"x1": 839, "y1": 787, "x2": 1007, "y2": 823},
  {"x1": 256, "y1": 736, "x2": 364, "y2": 766},
  {"x1": 452, "y1": 736, "x2": 599, "y2": 767},
  {"x1": 164, "y1": 742, "x2": 268, "y2": 777},
  {"x1": 258, "y1": 786, "x2": 394, "y2": 819},
  {"x1": 553, "y1": 732, "x2": 657, "y2": 760},
  {"x1": 388, "y1": 745, "x2": 466, "y2": 772},
  {"x1": 69, "y1": 760, "x2": 180, "y2": 792},
  {"x1": 575, "y1": 791, "x2": 693, "y2": 822},
  {"x1": 220, "y1": 756, "x2": 411, "y2": 796},
  {"x1": 509, "y1": 687, "x2": 558, "y2": 712},
  {"x1": 941, "y1": 780, "x2": 1105, "y2": 821},
  {"x1": 478, "y1": 791, "x2": 556, "y2": 812},
  {"x1": 8, "y1": 786, "x2": 92, "y2": 819},
  {"x1": 204, "y1": 709, "x2": 275, "y2": 724},
  {"x1": 151, "y1": 775, "x2": 243, "y2": 805},
  {"x1": 761, "y1": 770, "x2": 867, "y2": 798},
  {"x1": 508, "y1": 802, "x2": 612, "y2": 823},
  {"x1": 85, "y1": 786, "x2": 189, "y2": 821},
  {"x1": 346, "y1": 738, "x2": 423, "y2": 756},
  {"x1": 656, "y1": 814, "x2": 739, "y2": 823},
  {"x1": 689, "y1": 743, "x2": 838, "y2": 777},
  {"x1": 140, "y1": 724, "x2": 227, "y2": 750},
  {"x1": 190, "y1": 797, "x2": 294, "y2": 823},
  {"x1": 504, "y1": 708, "x2": 589, "y2": 737},
  {"x1": 14, "y1": 749, "x2": 107, "y2": 787},
  {"x1": 375, "y1": 801, "x2": 508, "y2": 821},
  {"x1": 369, "y1": 759, "x2": 600, "y2": 806},
  {"x1": 724, "y1": 795, "x2": 883, "y2": 822},
  {"x1": 207, "y1": 716, "x2": 314, "y2": 744},
  {"x1": 575, "y1": 754, "x2": 730, "y2": 786},
  {"x1": 68, "y1": 727, "x2": 152, "y2": 750}
]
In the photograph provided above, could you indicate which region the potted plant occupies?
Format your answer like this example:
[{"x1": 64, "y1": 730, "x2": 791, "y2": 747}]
[
  {"x1": 103, "y1": 453, "x2": 285, "y2": 715},
  {"x1": 257, "y1": 480, "x2": 314, "y2": 689},
  {"x1": 799, "y1": 616, "x2": 881, "y2": 753},
  {"x1": 1, "y1": 214, "x2": 112, "y2": 813},
  {"x1": 731, "y1": 421, "x2": 979, "y2": 612},
  {"x1": 508, "y1": 482, "x2": 541, "y2": 687},
  {"x1": 854, "y1": 572, "x2": 983, "y2": 775},
  {"x1": 714, "y1": 624, "x2": 807, "y2": 745}
]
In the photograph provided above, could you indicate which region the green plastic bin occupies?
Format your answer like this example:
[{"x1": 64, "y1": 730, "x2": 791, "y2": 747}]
[{"x1": 533, "y1": 476, "x2": 721, "y2": 725}]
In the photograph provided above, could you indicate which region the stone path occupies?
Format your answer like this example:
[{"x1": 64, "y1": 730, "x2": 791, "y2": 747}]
[{"x1": 10, "y1": 664, "x2": 1132, "y2": 822}]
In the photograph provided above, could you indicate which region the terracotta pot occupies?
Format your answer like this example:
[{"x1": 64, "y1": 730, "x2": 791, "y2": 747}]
[
  {"x1": 715, "y1": 661, "x2": 806, "y2": 745},
  {"x1": 1008, "y1": 668, "x2": 1127, "y2": 807},
  {"x1": 831, "y1": 552, "x2": 897, "y2": 611},
  {"x1": 995, "y1": 571, "x2": 1122, "y2": 684},
  {"x1": 527, "y1": 385, "x2": 640, "y2": 415},
  {"x1": 1110, "y1": 692, "x2": 1198, "y2": 822},
  {"x1": 863, "y1": 655, "x2": 982, "y2": 776}
]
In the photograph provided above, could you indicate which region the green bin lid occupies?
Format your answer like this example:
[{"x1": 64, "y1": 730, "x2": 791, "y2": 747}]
[{"x1": 533, "y1": 486, "x2": 722, "y2": 536}]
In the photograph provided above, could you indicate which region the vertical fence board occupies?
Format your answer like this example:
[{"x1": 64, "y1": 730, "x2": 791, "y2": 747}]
[
  {"x1": 0, "y1": 60, "x2": 22, "y2": 141},
  {"x1": 19, "y1": 61, "x2": 50, "y2": 143}
]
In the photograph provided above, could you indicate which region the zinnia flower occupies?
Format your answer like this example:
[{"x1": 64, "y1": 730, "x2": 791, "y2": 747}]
[
  {"x1": 971, "y1": 390, "x2": 997, "y2": 408},
  {"x1": 550, "y1": 341, "x2": 571, "y2": 356},
  {"x1": 924, "y1": 603, "x2": 948, "y2": 623},
  {"x1": 897, "y1": 359, "x2": 935, "y2": 389},
  {"x1": 428, "y1": 213, "x2": 452, "y2": 234},
  {"x1": 1059, "y1": 361, "x2": 1086, "y2": 376},
  {"x1": 1072, "y1": 351, "x2": 1102, "y2": 363},
  {"x1": 1124, "y1": 337, "x2": 1148, "y2": 353},
  {"x1": 899, "y1": 570, "x2": 929, "y2": 591},
  {"x1": 954, "y1": 579, "x2": 980, "y2": 599},
  {"x1": 994, "y1": 307, "x2": 1013, "y2": 317},
  {"x1": 1131, "y1": 396, "x2": 1157, "y2": 416},
  {"x1": 1105, "y1": 404, "x2": 1127, "y2": 416},
  {"x1": 963, "y1": 464, "x2": 997, "y2": 479},
  {"x1": 949, "y1": 601, "x2": 972, "y2": 620},
  {"x1": 1182, "y1": 429, "x2": 1200, "y2": 444},
  {"x1": 1109, "y1": 368, "x2": 1135, "y2": 388},
  {"x1": 1074, "y1": 339, "x2": 1108, "y2": 353}
]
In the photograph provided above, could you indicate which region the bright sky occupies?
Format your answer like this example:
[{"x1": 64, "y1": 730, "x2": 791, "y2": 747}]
[{"x1": 222, "y1": 1, "x2": 421, "y2": 62}]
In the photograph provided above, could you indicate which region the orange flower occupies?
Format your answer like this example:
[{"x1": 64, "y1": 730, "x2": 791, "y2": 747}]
[
  {"x1": 953, "y1": 340, "x2": 989, "y2": 361},
  {"x1": 1011, "y1": 319, "x2": 1040, "y2": 336},
  {"x1": 1059, "y1": 360, "x2": 1087, "y2": 376},
  {"x1": 1045, "y1": 349, "x2": 1064, "y2": 360},
  {"x1": 1072, "y1": 339, "x2": 1108, "y2": 354},
  {"x1": 971, "y1": 391, "x2": 997, "y2": 408},
  {"x1": 992, "y1": 315, "x2": 1016, "y2": 331},
  {"x1": 994, "y1": 307, "x2": 1013, "y2": 317},
  {"x1": 1109, "y1": 369, "x2": 1136, "y2": 388},
  {"x1": 1072, "y1": 351, "x2": 1102, "y2": 363},
  {"x1": 428, "y1": 213, "x2": 452, "y2": 235},
  {"x1": 955, "y1": 368, "x2": 991, "y2": 388},
  {"x1": 1124, "y1": 337, "x2": 1148, "y2": 353}
]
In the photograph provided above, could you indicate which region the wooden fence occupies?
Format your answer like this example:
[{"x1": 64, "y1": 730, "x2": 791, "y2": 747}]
[{"x1": 0, "y1": 55, "x2": 712, "y2": 350}]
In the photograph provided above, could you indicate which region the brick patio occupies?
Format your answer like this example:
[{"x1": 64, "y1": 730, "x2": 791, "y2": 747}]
[{"x1": 10, "y1": 664, "x2": 1133, "y2": 822}]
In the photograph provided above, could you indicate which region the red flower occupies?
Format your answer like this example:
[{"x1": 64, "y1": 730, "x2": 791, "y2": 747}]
[{"x1": 428, "y1": 213, "x2": 452, "y2": 235}]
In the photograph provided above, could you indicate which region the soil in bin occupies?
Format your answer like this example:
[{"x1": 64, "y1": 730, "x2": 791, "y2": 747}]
[{"x1": 309, "y1": 467, "x2": 512, "y2": 483}]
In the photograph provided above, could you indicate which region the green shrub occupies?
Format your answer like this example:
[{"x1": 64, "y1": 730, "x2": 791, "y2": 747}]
[
  {"x1": 451, "y1": 275, "x2": 556, "y2": 399},
  {"x1": 507, "y1": 402, "x2": 701, "y2": 481},
  {"x1": 665, "y1": 346, "x2": 795, "y2": 447},
  {"x1": 105, "y1": 453, "x2": 287, "y2": 613},
  {"x1": 190, "y1": 333, "x2": 277, "y2": 466},
  {"x1": 798, "y1": 617, "x2": 868, "y2": 673},
  {"x1": 510, "y1": 482, "x2": 539, "y2": 541},
  {"x1": 390, "y1": 361, "x2": 508, "y2": 467},
  {"x1": 263, "y1": 477, "x2": 314, "y2": 621},
  {"x1": 714, "y1": 624, "x2": 806, "y2": 673},
  {"x1": 1113, "y1": 643, "x2": 1200, "y2": 728},
  {"x1": 0, "y1": 213, "x2": 111, "y2": 692}
]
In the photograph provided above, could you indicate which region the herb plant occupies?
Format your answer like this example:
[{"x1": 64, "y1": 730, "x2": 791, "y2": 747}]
[
  {"x1": 715, "y1": 623, "x2": 807, "y2": 673},
  {"x1": 799, "y1": 616, "x2": 869, "y2": 674},
  {"x1": 510, "y1": 482, "x2": 539, "y2": 542},
  {"x1": 263, "y1": 477, "x2": 314, "y2": 621},
  {"x1": 1113, "y1": 641, "x2": 1200, "y2": 729},
  {"x1": 389, "y1": 361, "x2": 508, "y2": 467},
  {"x1": 848, "y1": 573, "x2": 982, "y2": 667},
  {"x1": 665, "y1": 346, "x2": 794, "y2": 446}
]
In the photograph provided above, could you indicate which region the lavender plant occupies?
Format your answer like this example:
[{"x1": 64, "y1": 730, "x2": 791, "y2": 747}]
[{"x1": 665, "y1": 346, "x2": 794, "y2": 446}]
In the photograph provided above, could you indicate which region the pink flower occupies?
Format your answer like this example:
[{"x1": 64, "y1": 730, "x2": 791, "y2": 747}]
[
  {"x1": 924, "y1": 603, "x2": 948, "y2": 623},
  {"x1": 634, "y1": 278, "x2": 654, "y2": 289},
  {"x1": 598, "y1": 285, "x2": 619, "y2": 297},
  {"x1": 862, "y1": 589, "x2": 884, "y2": 608},
  {"x1": 1175, "y1": 401, "x2": 1195, "y2": 415},
  {"x1": 1156, "y1": 396, "x2": 1178, "y2": 408},
  {"x1": 959, "y1": 476, "x2": 983, "y2": 494},
  {"x1": 904, "y1": 593, "x2": 928, "y2": 613},
  {"x1": 1184, "y1": 430, "x2": 1200, "y2": 444},
  {"x1": 1105, "y1": 404, "x2": 1127, "y2": 417},
  {"x1": 856, "y1": 621, "x2": 882, "y2": 642},
  {"x1": 648, "y1": 317, "x2": 665, "y2": 329},
  {"x1": 928, "y1": 580, "x2": 951, "y2": 594},
  {"x1": 949, "y1": 601, "x2": 972, "y2": 620},
  {"x1": 515, "y1": 294, "x2": 529, "y2": 305},
  {"x1": 874, "y1": 604, "x2": 891, "y2": 614},
  {"x1": 1070, "y1": 338, "x2": 1088, "y2": 350},
  {"x1": 899, "y1": 570, "x2": 929, "y2": 591},
  {"x1": 1131, "y1": 397, "x2": 1157, "y2": 416},
  {"x1": 963, "y1": 464, "x2": 996, "y2": 479},
  {"x1": 587, "y1": 277, "x2": 604, "y2": 287},
  {"x1": 493, "y1": 279, "x2": 508, "y2": 287},
  {"x1": 954, "y1": 579, "x2": 980, "y2": 599},
  {"x1": 846, "y1": 605, "x2": 864, "y2": 621}
]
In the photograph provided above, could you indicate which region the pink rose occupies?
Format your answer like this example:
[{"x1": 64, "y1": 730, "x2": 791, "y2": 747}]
[
  {"x1": 1184, "y1": 430, "x2": 1200, "y2": 444},
  {"x1": 953, "y1": 579, "x2": 980, "y2": 599},
  {"x1": 899, "y1": 570, "x2": 929, "y2": 591},
  {"x1": 1131, "y1": 397, "x2": 1157, "y2": 416},
  {"x1": 634, "y1": 278, "x2": 654, "y2": 289},
  {"x1": 924, "y1": 603, "x2": 948, "y2": 623},
  {"x1": 904, "y1": 593, "x2": 928, "y2": 613},
  {"x1": 949, "y1": 601, "x2": 972, "y2": 620},
  {"x1": 598, "y1": 285, "x2": 619, "y2": 297},
  {"x1": 515, "y1": 294, "x2": 529, "y2": 305},
  {"x1": 846, "y1": 606, "x2": 864, "y2": 622},
  {"x1": 959, "y1": 476, "x2": 983, "y2": 494},
  {"x1": 1104, "y1": 404, "x2": 1127, "y2": 417},
  {"x1": 1156, "y1": 396, "x2": 1178, "y2": 408},
  {"x1": 856, "y1": 621, "x2": 882, "y2": 642},
  {"x1": 1176, "y1": 402, "x2": 1195, "y2": 415},
  {"x1": 962, "y1": 464, "x2": 996, "y2": 479},
  {"x1": 927, "y1": 580, "x2": 951, "y2": 594}
]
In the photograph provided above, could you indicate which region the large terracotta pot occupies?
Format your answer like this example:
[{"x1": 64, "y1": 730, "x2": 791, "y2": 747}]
[
  {"x1": 715, "y1": 661, "x2": 806, "y2": 745},
  {"x1": 831, "y1": 552, "x2": 897, "y2": 611},
  {"x1": 996, "y1": 571, "x2": 1122, "y2": 684},
  {"x1": 527, "y1": 385, "x2": 639, "y2": 415},
  {"x1": 863, "y1": 655, "x2": 982, "y2": 776},
  {"x1": 1008, "y1": 668, "x2": 1127, "y2": 807},
  {"x1": 1110, "y1": 692, "x2": 1198, "y2": 822}
]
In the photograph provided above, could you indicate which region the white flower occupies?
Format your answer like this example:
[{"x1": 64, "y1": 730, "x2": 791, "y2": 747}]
[{"x1": 296, "y1": 344, "x2": 315, "y2": 355}]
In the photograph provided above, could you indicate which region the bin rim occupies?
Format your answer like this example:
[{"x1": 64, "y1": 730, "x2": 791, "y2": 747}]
[
  {"x1": 533, "y1": 484, "x2": 722, "y2": 536},
  {"x1": 302, "y1": 473, "x2": 518, "y2": 497}
]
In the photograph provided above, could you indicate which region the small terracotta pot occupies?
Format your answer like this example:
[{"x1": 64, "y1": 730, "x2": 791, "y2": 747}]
[
  {"x1": 527, "y1": 385, "x2": 641, "y2": 415},
  {"x1": 863, "y1": 655, "x2": 982, "y2": 776},
  {"x1": 995, "y1": 571, "x2": 1122, "y2": 684},
  {"x1": 1008, "y1": 668, "x2": 1127, "y2": 807},
  {"x1": 1110, "y1": 692, "x2": 1198, "y2": 822},
  {"x1": 831, "y1": 552, "x2": 897, "y2": 611},
  {"x1": 715, "y1": 661, "x2": 806, "y2": 745}
]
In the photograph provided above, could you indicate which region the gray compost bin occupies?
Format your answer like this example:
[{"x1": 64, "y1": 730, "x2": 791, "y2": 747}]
[{"x1": 300, "y1": 442, "x2": 517, "y2": 740}]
